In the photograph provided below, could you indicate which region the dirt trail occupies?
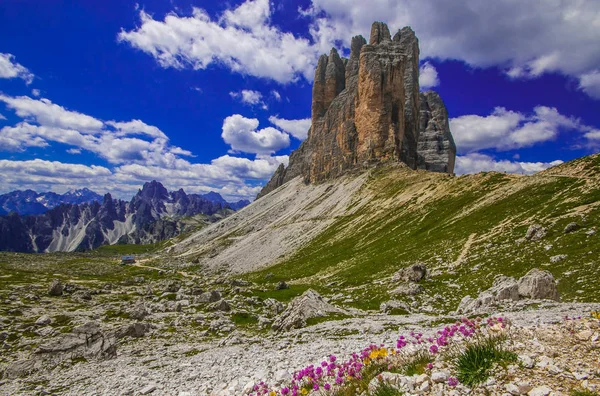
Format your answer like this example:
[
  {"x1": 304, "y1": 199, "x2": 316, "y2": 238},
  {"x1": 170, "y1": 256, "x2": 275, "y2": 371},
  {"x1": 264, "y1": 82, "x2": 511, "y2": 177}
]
[
  {"x1": 453, "y1": 232, "x2": 476, "y2": 267},
  {"x1": 131, "y1": 259, "x2": 201, "y2": 280}
]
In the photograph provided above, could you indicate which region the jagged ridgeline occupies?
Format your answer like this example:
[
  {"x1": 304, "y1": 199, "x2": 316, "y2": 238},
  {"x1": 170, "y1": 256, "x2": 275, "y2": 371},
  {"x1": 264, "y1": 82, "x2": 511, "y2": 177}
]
[
  {"x1": 258, "y1": 22, "x2": 456, "y2": 198},
  {"x1": 0, "y1": 181, "x2": 249, "y2": 253}
]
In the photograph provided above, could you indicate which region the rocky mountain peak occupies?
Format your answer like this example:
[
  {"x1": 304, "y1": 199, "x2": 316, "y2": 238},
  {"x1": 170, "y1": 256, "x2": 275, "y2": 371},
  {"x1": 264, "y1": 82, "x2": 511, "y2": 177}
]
[
  {"x1": 369, "y1": 21, "x2": 392, "y2": 44},
  {"x1": 257, "y1": 22, "x2": 456, "y2": 199},
  {"x1": 138, "y1": 180, "x2": 169, "y2": 201}
]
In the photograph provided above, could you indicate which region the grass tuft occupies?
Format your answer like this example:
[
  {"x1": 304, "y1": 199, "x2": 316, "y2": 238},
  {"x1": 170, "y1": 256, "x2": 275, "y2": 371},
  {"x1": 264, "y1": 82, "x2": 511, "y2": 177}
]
[
  {"x1": 371, "y1": 381, "x2": 404, "y2": 396},
  {"x1": 454, "y1": 336, "x2": 517, "y2": 386}
]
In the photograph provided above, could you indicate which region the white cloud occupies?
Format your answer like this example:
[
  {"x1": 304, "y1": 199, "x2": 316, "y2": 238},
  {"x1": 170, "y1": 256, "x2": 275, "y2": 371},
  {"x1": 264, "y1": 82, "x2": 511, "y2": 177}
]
[
  {"x1": 118, "y1": 0, "x2": 319, "y2": 83},
  {"x1": 455, "y1": 153, "x2": 563, "y2": 175},
  {"x1": 579, "y1": 70, "x2": 600, "y2": 99},
  {"x1": 419, "y1": 62, "x2": 439, "y2": 89},
  {"x1": 304, "y1": 0, "x2": 600, "y2": 99},
  {"x1": 0, "y1": 95, "x2": 104, "y2": 132},
  {"x1": 106, "y1": 119, "x2": 168, "y2": 139},
  {"x1": 0, "y1": 159, "x2": 112, "y2": 193},
  {"x1": 0, "y1": 53, "x2": 34, "y2": 84},
  {"x1": 230, "y1": 90, "x2": 267, "y2": 109},
  {"x1": 31, "y1": 89, "x2": 41, "y2": 97},
  {"x1": 0, "y1": 114, "x2": 6, "y2": 120},
  {"x1": 268, "y1": 116, "x2": 311, "y2": 140},
  {"x1": 585, "y1": 129, "x2": 600, "y2": 141},
  {"x1": 222, "y1": 114, "x2": 290, "y2": 154},
  {"x1": 0, "y1": 94, "x2": 288, "y2": 201},
  {"x1": 271, "y1": 90, "x2": 282, "y2": 101},
  {"x1": 450, "y1": 106, "x2": 593, "y2": 153}
]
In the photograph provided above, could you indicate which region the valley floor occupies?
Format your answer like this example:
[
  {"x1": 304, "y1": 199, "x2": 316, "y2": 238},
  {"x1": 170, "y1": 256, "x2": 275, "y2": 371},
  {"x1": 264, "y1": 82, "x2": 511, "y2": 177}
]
[{"x1": 1, "y1": 303, "x2": 598, "y2": 395}]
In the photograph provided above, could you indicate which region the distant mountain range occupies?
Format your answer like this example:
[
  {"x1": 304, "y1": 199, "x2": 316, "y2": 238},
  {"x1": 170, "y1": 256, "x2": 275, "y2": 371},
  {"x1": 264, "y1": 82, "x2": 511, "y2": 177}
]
[
  {"x1": 0, "y1": 181, "x2": 250, "y2": 253},
  {"x1": 0, "y1": 186, "x2": 249, "y2": 216},
  {"x1": 0, "y1": 188, "x2": 103, "y2": 216}
]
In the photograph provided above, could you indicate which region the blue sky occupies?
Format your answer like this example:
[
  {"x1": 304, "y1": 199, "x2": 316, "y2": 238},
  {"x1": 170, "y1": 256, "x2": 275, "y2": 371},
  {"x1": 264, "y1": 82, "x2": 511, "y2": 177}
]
[{"x1": 0, "y1": 0, "x2": 599, "y2": 200}]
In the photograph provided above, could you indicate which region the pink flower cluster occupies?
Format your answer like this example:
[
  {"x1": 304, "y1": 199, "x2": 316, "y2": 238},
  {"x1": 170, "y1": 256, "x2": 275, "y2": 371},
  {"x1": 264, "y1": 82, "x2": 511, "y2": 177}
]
[{"x1": 250, "y1": 316, "x2": 508, "y2": 395}]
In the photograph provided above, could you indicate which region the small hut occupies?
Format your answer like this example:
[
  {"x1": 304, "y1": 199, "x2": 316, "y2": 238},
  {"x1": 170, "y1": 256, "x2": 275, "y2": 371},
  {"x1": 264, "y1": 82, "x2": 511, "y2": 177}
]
[{"x1": 121, "y1": 255, "x2": 136, "y2": 265}]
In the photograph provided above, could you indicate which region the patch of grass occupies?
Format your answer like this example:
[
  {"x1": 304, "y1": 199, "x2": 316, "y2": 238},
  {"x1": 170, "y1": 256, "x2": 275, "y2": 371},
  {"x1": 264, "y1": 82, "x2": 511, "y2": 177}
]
[
  {"x1": 570, "y1": 390, "x2": 598, "y2": 396},
  {"x1": 94, "y1": 242, "x2": 167, "y2": 256},
  {"x1": 401, "y1": 351, "x2": 431, "y2": 376},
  {"x1": 104, "y1": 309, "x2": 130, "y2": 320},
  {"x1": 183, "y1": 348, "x2": 201, "y2": 357},
  {"x1": 454, "y1": 336, "x2": 517, "y2": 387},
  {"x1": 70, "y1": 356, "x2": 88, "y2": 364},
  {"x1": 231, "y1": 312, "x2": 258, "y2": 326},
  {"x1": 51, "y1": 314, "x2": 72, "y2": 327},
  {"x1": 371, "y1": 382, "x2": 404, "y2": 396},
  {"x1": 252, "y1": 284, "x2": 311, "y2": 302}
]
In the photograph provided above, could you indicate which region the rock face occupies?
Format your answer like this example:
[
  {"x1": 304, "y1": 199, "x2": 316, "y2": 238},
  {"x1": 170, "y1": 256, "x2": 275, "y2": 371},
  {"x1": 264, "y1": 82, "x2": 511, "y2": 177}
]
[
  {"x1": 417, "y1": 91, "x2": 456, "y2": 173},
  {"x1": 258, "y1": 22, "x2": 455, "y2": 198}
]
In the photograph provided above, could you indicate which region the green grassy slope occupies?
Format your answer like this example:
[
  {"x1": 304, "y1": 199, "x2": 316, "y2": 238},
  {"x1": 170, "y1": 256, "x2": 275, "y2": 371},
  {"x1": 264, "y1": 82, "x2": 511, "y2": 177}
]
[{"x1": 247, "y1": 155, "x2": 600, "y2": 312}]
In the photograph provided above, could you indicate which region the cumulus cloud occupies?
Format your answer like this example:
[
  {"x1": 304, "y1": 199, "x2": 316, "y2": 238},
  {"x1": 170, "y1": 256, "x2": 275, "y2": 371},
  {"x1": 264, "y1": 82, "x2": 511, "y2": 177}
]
[
  {"x1": 106, "y1": 119, "x2": 168, "y2": 139},
  {"x1": 0, "y1": 114, "x2": 6, "y2": 120},
  {"x1": 222, "y1": 114, "x2": 290, "y2": 154},
  {"x1": 579, "y1": 70, "x2": 600, "y2": 99},
  {"x1": 230, "y1": 90, "x2": 267, "y2": 109},
  {"x1": 0, "y1": 94, "x2": 288, "y2": 201},
  {"x1": 450, "y1": 106, "x2": 594, "y2": 153},
  {"x1": 419, "y1": 62, "x2": 439, "y2": 89},
  {"x1": 455, "y1": 153, "x2": 563, "y2": 175},
  {"x1": 303, "y1": 0, "x2": 600, "y2": 99},
  {"x1": 271, "y1": 90, "x2": 282, "y2": 101},
  {"x1": 31, "y1": 89, "x2": 41, "y2": 97},
  {"x1": 118, "y1": 0, "x2": 319, "y2": 83},
  {"x1": 0, "y1": 95, "x2": 104, "y2": 132},
  {"x1": 0, "y1": 53, "x2": 34, "y2": 84},
  {"x1": 268, "y1": 116, "x2": 311, "y2": 140},
  {"x1": 585, "y1": 129, "x2": 600, "y2": 141},
  {"x1": 0, "y1": 159, "x2": 113, "y2": 193}
]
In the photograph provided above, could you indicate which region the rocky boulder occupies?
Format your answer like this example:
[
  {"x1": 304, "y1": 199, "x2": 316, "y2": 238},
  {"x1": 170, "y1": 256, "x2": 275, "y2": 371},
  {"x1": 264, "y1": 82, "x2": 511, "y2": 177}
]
[
  {"x1": 2, "y1": 359, "x2": 41, "y2": 379},
  {"x1": 389, "y1": 283, "x2": 423, "y2": 296},
  {"x1": 271, "y1": 289, "x2": 346, "y2": 331},
  {"x1": 36, "y1": 321, "x2": 116, "y2": 360},
  {"x1": 48, "y1": 279, "x2": 63, "y2": 296},
  {"x1": 525, "y1": 224, "x2": 547, "y2": 241},
  {"x1": 264, "y1": 298, "x2": 285, "y2": 315},
  {"x1": 458, "y1": 270, "x2": 560, "y2": 314},
  {"x1": 393, "y1": 263, "x2": 427, "y2": 283},
  {"x1": 196, "y1": 290, "x2": 221, "y2": 303},
  {"x1": 380, "y1": 300, "x2": 411, "y2": 314},
  {"x1": 518, "y1": 268, "x2": 560, "y2": 301},
  {"x1": 564, "y1": 222, "x2": 579, "y2": 233},
  {"x1": 128, "y1": 302, "x2": 150, "y2": 320},
  {"x1": 114, "y1": 322, "x2": 151, "y2": 339}
]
